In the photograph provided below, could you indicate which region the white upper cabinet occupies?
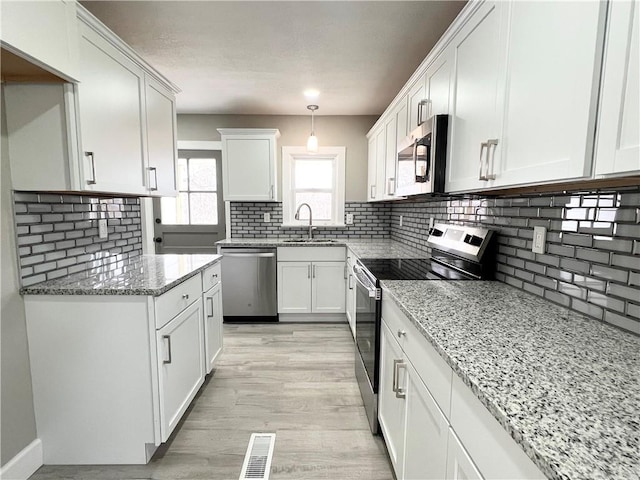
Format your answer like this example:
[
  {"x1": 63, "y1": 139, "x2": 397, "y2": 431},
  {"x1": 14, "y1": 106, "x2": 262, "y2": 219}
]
[
  {"x1": 77, "y1": 22, "x2": 147, "y2": 195},
  {"x1": 3, "y1": 5, "x2": 179, "y2": 196},
  {"x1": 447, "y1": 0, "x2": 606, "y2": 192},
  {"x1": 0, "y1": 0, "x2": 79, "y2": 81},
  {"x1": 595, "y1": 0, "x2": 640, "y2": 177},
  {"x1": 424, "y1": 47, "x2": 453, "y2": 118},
  {"x1": 145, "y1": 75, "x2": 178, "y2": 196},
  {"x1": 367, "y1": 126, "x2": 387, "y2": 201},
  {"x1": 446, "y1": 0, "x2": 507, "y2": 193},
  {"x1": 219, "y1": 129, "x2": 280, "y2": 201},
  {"x1": 384, "y1": 114, "x2": 399, "y2": 198}
]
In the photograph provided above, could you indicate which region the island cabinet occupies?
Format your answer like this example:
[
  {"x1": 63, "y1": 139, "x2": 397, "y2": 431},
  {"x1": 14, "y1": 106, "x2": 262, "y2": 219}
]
[
  {"x1": 378, "y1": 295, "x2": 545, "y2": 480},
  {"x1": 0, "y1": 0, "x2": 79, "y2": 81},
  {"x1": 446, "y1": 0, "x2": 606, "y2": 192},
  {"x1": 2, "y1": 5, "x2": 178, "y2": 196},
  {"x1": 219, "y1": 128, "x2": 280, "y2": 201},
  {"x1": 23, "y1": 263, "x2": 223, "y2": 465},
  {"x1": 277, "y1": 247, "x2": 346, "y2": 320},
  {"x1": 594, "y1": 0, "x2": 640, "y2": 177}
]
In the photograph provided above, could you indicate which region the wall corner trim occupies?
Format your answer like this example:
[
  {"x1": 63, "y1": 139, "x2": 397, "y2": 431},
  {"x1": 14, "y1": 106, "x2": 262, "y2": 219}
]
[{"x1": 0, "y1": 439, "x2": 43, "y2": 480}]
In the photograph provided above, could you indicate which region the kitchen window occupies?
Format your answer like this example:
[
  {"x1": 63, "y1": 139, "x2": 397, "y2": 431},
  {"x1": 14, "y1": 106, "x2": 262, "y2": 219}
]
[
  {"x1": 282, "y1": 146, "x2": 346, "y2": 226},
  {"x1": 160, "y1": 152, "x2": 219, "y2": 225}
]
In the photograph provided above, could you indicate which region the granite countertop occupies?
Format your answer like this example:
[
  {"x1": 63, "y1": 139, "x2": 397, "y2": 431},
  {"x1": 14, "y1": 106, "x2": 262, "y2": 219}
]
[
  {"x1": 216, "y1": 238, "x2": 429, "y2": 259},
  {"x1": 381, "y1": 280, "x2": 639, "y2": 480},
  {"x1": 20, "y1": 254, "x2": 221, "y2": 296}
]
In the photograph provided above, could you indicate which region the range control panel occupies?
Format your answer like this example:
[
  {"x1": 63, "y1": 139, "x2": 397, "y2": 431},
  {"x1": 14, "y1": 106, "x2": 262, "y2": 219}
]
[{"x1": 426, "y1": 223, "x2": 495, "y2": 263}]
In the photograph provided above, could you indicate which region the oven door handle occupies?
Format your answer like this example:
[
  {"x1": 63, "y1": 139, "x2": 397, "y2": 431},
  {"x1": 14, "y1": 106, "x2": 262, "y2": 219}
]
[{"x1": 353, "y1": 265, "x2": 379, "y2": 299}]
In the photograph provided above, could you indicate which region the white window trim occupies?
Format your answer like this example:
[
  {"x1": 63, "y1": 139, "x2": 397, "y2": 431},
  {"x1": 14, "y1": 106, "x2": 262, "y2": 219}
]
[{"x1": 282, "y1": 146, "x2": 346, "y2": 227}]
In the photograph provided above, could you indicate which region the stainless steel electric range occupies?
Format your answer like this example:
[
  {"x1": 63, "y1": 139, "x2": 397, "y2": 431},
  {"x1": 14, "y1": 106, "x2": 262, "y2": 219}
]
[{"x1": 353, "y1": 223, "x2": 496, "y2": 434}]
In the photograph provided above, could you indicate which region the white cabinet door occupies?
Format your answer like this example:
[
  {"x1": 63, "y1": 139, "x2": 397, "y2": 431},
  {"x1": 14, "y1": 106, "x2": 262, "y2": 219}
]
[
  {"x1": 78, "y1": 23, "x2": 147, "y2": 195},
  {"x1": 595, "y1": 0, "x2": 640, "y2": 177},
  {"x1": 395, "y1": 97, "x2": 409, "y2": 145},
  {"x1": 346, "y1": 270, "x2": 356, "y2": 337},
  {"x1": 220, "y1": 129, "x2": 279, "y2": 201},
  {"x1": 425, "y1": 48, "x2": 452, "y2": 118},
  {"x1": 312, "y1": 261, "x2": 346, "y2": 313},
  {"x1": 403, "y1": 362, "x2": 449, "y2": 480},
  {"x1": 203, "y1": 281, "x2": 223, "y2": 374},
  {"x1": 0, "y1": 0, "x2": 78, "y2": 81},
  {"x1": 157, "y1": 299, "x2": 205, "y2": 442},
  {"x1": 378, "y1": 321, "x2": 407, "y2": 478},
  {"x1": 408, "y1": 73, "x2": 427, "y2": 132},
  {"x1": 445, "y1": 428, "x2": 483, "y2": 480},
  {"x1": 375, "y1": 127, "x2": 387, "y2": 201},
  {"x1": 367, "y1": 132, "x2": 378, "y2": 201},
  {"x1": 384, "y1": 114, "x2": 398, "y2": 198},
  {"x1": 277, "y1": 262, "x2": 312, "y2": 313},
  {"x1": 145, "y1": 75, "x2": 177, "y2": 196},
  {"x1": 447, "y1": 0, "x2": 506, "y2": 193},
  {"x1": 494, "y1": 0, "x2": 604, "y2": 187}
]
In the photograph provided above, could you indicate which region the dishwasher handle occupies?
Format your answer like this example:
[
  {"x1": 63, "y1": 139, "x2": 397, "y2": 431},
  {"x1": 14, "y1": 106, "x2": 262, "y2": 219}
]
[{"x1": 222, "y1": 252, "x2": 275, "y2": 258}]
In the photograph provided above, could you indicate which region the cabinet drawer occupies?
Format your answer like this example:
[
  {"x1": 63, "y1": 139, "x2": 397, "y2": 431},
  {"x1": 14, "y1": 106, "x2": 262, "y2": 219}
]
[
  {"x1": 277, "y1": 246, "x2": 345, "y2": 262},
  {"x1": 155, "y1": 275, "x2": 201, "y2": 329},
  {"x1": 201, "y1": 261, "x2": 222, "y2": 292},
  {"x1": 382, "y1": 295, "x2": 453, "y2": 417}
]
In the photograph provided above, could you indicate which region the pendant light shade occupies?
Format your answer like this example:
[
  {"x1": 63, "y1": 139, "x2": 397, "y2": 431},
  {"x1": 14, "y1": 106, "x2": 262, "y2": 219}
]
[{"x1": 306, "y1": 104, "x2": 319, "y2": 152}]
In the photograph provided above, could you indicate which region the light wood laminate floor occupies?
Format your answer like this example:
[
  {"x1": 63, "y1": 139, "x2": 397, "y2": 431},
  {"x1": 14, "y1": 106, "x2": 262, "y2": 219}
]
[{"x1": 30, "y1": 323, "x2": 393, "y2": 480}]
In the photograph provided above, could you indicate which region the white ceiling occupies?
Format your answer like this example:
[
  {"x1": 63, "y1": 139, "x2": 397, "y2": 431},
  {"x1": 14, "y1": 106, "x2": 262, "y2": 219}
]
[{"x1": 80, "y1": 1, "x2": 466, "y2": 116}]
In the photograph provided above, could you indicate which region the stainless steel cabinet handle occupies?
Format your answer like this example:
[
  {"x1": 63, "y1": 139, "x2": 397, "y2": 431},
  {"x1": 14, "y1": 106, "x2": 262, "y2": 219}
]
[
  {"x1": 387, "y1": 178, "x2": 395, "y2": 196},
  {"x1": 392, "y1": 359, "x2": 402, "y2": 393},
  {"x1": 344, "y1": 265, "x2": 347, "y2": 280},
  {"x1": 397, "y1": 330, "x2": 406, "y2": 338},
  {"x1": 308, "y1": 264, "x2": 311, "y2": 279},
  {"x1": 313, "y1": 264, "x2": 316, "y2": 278},
  {"x1": 85, "y1": 152, "x2": 96, "y2": 185},
  {"x1": 163, "y1": 335, "x2": 172, "y2": 364},
  {"x1": 395, "y1": 361, "x2": 407, "y2": 399},
  {"x1": 148, "y1": 167, "x2": 158, "y2": 191},
  {"x1": 182, "y1": 293, "x2": 189, "y2": 300},
  {"x1": 478, "y1": 142, "x2": 489, "y2": 181},
  {"x1": 370, "y1": 185, "x2": 376, "y2": 199},
  {"x1": 270, "y1": 185, "x2": 274, "y2": 199},
  {"x1": 417, "y1": 99, "x2": 430, "y2": 126},
  {"x1": 485, "y1": 139, "x2": 499, "y2": 181},
  {"x1": 207, "y1": 297, "x2": 214, "y2": 318},
  {"x1": 348, "y1": 274, "x2": 353, "y2": 290}
]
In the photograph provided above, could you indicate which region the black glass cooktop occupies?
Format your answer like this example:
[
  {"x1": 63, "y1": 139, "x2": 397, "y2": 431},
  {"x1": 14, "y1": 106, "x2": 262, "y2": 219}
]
[{"x1": 358, "y1": 257, "x2": 478, "y2": 281}]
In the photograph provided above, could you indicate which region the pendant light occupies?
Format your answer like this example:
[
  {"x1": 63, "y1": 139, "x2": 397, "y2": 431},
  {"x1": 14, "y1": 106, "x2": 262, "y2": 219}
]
[{"x1": 306, "y1": 104, "x2": 319, "y2": 153}]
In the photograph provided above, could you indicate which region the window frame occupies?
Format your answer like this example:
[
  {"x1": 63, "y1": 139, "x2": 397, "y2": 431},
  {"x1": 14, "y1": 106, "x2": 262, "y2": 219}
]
[{"x1": 281, "y1": 146, "x2": 346, "y2": 227}]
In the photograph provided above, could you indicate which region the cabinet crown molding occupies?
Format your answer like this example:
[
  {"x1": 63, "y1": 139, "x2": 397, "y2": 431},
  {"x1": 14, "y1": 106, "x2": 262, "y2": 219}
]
[{"x1": 217, "y1": 128, "x2": 281, "y2": 138}]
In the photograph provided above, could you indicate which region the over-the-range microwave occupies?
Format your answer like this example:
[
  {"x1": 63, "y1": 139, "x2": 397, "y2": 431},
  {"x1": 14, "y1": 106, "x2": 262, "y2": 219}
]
[{"x1": 395, "y1": 114, "x2": 448, "y2": 196}]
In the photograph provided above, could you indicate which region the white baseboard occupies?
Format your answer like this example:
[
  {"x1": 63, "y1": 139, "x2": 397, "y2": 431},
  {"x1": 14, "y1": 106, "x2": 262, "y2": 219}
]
[{"x1": 0, "y1": 439, "x2": 43, "y2": 480}]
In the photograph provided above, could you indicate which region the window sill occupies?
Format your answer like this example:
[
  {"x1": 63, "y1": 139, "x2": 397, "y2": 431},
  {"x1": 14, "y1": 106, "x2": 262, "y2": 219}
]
[{"x1": 280, "y1": 224, "x2": 347, "y2": 229}]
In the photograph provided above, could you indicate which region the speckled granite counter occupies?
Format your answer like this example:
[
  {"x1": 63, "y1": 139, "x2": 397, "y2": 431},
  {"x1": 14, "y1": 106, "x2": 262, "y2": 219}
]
[
  {"x1": 381, "y1": 280, "x2": 639, "y2": 480},
  {"x1": 20, "y1": 254, "x2": 221, "y2": 296},
  {"x1": 216, "y1": 238, "x2": 428, "y2": 259}
]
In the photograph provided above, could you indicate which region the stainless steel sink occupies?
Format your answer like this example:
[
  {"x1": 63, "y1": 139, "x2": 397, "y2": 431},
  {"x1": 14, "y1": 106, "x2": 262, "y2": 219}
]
[{"x1": 282, "y1": 238, "x2": 337, "y2": 243}]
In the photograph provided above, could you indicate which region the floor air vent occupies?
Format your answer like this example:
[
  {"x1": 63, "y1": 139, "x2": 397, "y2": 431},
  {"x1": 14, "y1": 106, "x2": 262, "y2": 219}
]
[{"x1": 239, "y1": 433, "x2": 276, "y2": 480}]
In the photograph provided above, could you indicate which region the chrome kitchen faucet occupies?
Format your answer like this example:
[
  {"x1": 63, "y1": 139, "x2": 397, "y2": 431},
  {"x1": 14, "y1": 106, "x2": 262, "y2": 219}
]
[{"x1": 294, "y1": 203, "x2": 313, "y2": 239}]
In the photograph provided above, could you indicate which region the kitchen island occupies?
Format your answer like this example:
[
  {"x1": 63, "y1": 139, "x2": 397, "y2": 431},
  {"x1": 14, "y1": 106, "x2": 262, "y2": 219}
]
[
  {"x1": 382, "y1": 280, "x2": 639, "y2": 480},
  {"x1": 21, "y1": 253, "x2": 223, "y2": 465}
]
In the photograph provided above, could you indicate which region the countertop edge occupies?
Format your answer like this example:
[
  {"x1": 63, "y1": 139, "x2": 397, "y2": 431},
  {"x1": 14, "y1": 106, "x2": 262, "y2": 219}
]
[{"x1": 20, "y1": 255, "x2": 222, "y2": 297}]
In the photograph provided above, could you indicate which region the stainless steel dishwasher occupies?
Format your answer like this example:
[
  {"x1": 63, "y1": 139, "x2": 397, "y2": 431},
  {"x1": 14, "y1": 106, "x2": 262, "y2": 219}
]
[{"x1": 218, "y1": 247, "x2": 278, "y2": 321}]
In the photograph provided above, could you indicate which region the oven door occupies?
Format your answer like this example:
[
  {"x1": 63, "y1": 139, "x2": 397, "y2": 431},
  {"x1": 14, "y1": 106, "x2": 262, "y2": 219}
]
[{"x1": 353, "y1": 263, "x2": 380, "y2": 392}]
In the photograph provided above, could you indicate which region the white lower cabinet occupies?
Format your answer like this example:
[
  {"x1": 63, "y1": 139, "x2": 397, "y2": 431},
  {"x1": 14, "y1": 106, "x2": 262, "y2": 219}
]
[
  {"x1": 379, "y1": 294, "x2": 545, "y2": 480},
  {"x1": 379, "y1": 316, "x2": 449, "y2": 480},
  {"x1": 345, "y1": 250, "x2": 356, "y2": 337},
  {"x1": 156, "y1": 299, "x2": 205, "y2": 442},
  {"x1": 23, "y1": 263, "x2": 222, "y2": 464},
  {"x1": 203, "y1": 279, "x2": 224, "y2": 373},
  {"x1": 445, "y1": 428, "x2": 483, "y2": 480},
  {"x1": 277, "y1": 247, "x2": 346, "y2": 319}
]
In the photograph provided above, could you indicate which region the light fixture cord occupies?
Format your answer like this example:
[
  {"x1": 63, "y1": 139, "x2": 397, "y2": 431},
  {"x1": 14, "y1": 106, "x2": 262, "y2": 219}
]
[{"x1": 311, "y1": 109, "x2": 315, "y2": 135}]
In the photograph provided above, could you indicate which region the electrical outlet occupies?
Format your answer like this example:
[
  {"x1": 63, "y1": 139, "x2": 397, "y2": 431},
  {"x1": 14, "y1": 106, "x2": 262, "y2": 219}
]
[
  {"x1": 263, "y1": 212, "x2": 271, "y2": 223},
  {"x1": 532, "y1": 226, "x2": 546, "y2": 254},
  {"x1": 399, "y1": 215, "x2": 403, "y2": 227},
  {"x1": 98, "y1": 219, "x2": 108, "y2": 239},
  {"x1": 346, "y1": 213, "x2": 354, "y2": 225}
]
